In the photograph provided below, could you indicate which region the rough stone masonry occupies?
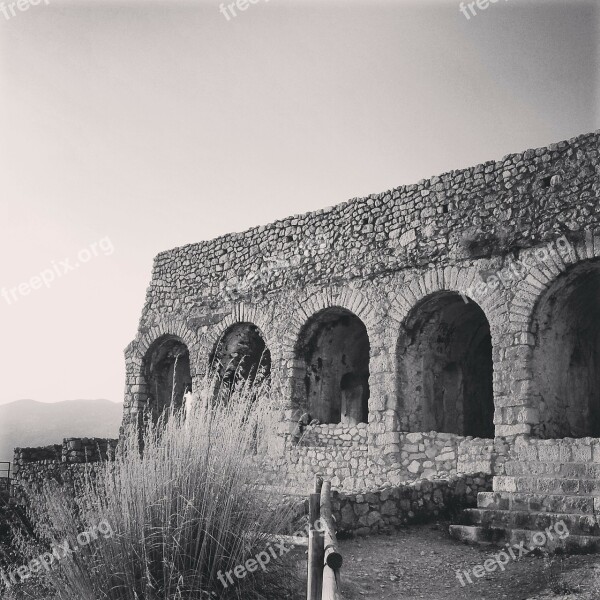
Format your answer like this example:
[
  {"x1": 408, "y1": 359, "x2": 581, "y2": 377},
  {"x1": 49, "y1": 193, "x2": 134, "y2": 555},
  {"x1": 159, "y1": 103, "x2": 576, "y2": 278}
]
[
  {"x1": 120, "y1": 129, "x2": 600, "y2": 548},
  {"x1": 14, "y1": 130, "x2": 600, "y2": 547}
]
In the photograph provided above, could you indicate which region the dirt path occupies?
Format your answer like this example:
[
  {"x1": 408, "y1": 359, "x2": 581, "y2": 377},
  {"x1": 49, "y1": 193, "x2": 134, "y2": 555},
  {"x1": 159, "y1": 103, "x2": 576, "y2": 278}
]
[{"x1": 337, "y1": 521, "x2": 600, "y2": 600}]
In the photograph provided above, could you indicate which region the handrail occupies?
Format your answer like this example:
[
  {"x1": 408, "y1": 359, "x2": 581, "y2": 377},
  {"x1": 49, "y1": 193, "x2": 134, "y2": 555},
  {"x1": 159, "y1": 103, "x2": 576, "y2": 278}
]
[
  {"x1": 320, "y1": 480, "x2": 342, "y2": 600},
  {"x1": 320, "y1": 481, "x2": 343, "y2": 570},
  {"x1": 307, "y1": 476, "x2": 324, "y2": 599},
  {"x1": 322, "y1": 564, "x2": 342, "y2": 600},
  {"x1": 306, "y1": 476, "x2": 343, "y2": 600}
]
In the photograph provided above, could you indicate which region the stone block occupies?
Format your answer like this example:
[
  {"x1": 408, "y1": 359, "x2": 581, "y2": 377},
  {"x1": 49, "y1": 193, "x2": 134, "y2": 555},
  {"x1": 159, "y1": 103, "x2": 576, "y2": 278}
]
[{"x1": 407, "y1": 460, "x2": 421, "y2": 474}]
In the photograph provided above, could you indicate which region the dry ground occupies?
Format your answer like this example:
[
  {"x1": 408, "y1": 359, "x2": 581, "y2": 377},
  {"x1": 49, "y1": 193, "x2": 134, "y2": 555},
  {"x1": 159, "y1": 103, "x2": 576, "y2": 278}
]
[{"x1": 336, "y1": 521, "x2": 600, "y2": 600}]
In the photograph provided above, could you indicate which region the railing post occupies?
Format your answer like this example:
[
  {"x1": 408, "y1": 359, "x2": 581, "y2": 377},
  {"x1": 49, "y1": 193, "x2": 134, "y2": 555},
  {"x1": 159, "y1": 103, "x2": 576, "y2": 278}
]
[
  {"x1": 314, "y1": 474, "x2": 323, "y2": 495},
  {"x1": 307, "y1": 490, "x2": 324, "y2": 600}
]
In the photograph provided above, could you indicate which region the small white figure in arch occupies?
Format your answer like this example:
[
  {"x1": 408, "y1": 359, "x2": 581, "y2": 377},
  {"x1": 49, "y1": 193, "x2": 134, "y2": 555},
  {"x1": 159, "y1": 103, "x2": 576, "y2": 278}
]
[{"x1": 183, "y1": 385, "x2": 197, "y2": 422}]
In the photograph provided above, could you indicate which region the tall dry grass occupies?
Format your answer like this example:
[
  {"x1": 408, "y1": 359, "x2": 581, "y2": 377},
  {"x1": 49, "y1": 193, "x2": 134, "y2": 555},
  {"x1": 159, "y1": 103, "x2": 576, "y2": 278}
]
[{"x1": 7, "y1": 377, "x2": 301, "y2": 600}]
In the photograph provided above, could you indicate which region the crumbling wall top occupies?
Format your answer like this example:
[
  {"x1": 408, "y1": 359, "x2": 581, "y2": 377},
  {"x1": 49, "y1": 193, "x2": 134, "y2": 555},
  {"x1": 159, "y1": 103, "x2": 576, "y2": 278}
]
[{"x1": 141, "y1": 131, "x2": 599, "y2": 322}]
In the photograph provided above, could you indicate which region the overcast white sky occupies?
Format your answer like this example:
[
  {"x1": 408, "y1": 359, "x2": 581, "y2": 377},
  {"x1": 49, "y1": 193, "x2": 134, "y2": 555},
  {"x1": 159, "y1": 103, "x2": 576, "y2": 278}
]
[{"x1": 0, "y1": 0, "x2": 598, "y2": 405}]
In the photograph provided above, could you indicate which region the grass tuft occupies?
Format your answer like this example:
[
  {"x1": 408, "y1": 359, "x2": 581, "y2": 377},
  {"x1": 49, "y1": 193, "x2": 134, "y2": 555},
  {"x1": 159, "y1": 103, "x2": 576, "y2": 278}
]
[{"x1": 4, "y1": 377, "x2": 302, "y2": 600}]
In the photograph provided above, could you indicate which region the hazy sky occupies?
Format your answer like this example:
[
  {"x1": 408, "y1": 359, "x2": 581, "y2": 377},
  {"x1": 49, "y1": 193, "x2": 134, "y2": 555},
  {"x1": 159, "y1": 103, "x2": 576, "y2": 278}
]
[{"x1": 0, "y1": 0, "x2": 598, "y2": 405}]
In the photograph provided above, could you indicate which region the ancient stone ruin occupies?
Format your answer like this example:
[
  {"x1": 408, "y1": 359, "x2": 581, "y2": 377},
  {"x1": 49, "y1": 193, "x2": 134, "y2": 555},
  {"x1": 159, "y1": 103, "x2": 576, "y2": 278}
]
[{"x1": 14, "y1": 130, "x2": 600, "y2": 550}]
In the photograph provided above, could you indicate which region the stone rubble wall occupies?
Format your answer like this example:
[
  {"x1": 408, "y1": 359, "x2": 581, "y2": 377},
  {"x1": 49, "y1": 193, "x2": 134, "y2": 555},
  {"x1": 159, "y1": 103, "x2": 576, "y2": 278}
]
[
  {"x1": 14, "y1": 438, "x2": 117, "y2": 468},
  {"x1": 122, "y1": 130, "x2": 600, "y2": 448},
  {"x1": 331, "y1": 474, "x2": 492, "y2": 536},
  {"x1": 298, "y1": 423, "x2": 368, "y2": 448},
  {"x1": 259, "y1": 429, "x2": 498, "y2": 494},
  {"x1": 12, "y1": 438, "x2": 118, "y2": 506},
  {"x1": 139, "y1": 132, "x2": 600, "y2": 321},
  {"x1": 12, "y1": 432, "x2": 498, "y2": 502}
]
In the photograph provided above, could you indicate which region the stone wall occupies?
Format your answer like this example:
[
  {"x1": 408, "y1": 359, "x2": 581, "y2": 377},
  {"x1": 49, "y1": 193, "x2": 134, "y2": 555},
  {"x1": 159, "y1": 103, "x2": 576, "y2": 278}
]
[
  {"x1": 12, "y1": 432, "x2": 495, "y2": 503},
  {"x1": 259, "y1": 428, "x2": 500, "y2": 494},
  {"x1": 331, "y1": 474, "x2": 492, "y2": 536},
  {"x1": 122, "y1": 130, "x2": 600, "y2": 454},
  {"x1": 137, "y1": 132, "x2": 600, "y2": 319},
  {"x1": 12, "y1": 438, "x2": 118, "y2": 506},
  {"x1": 120, "y1": 131, "x2": 600, "y2": 542},
  {"x1": 298, "y1": 423, "x2": 369, "y2": 448}
]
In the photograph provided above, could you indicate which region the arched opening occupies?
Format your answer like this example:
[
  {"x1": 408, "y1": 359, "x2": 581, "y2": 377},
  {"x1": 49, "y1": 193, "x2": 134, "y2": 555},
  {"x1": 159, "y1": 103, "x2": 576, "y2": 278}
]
[
  {"x1": 143, "y1": 336, "x2": 192, "y2": 419},
  {"x1": 397, "y1": 292, "x2": 494, "y2": 437},
  {"x1": 531, "y1": 260, "x2": 600, "y2": 438},
  {"x1": 210, "y1": 323, "x2": 271, "y2": 390},
  {"x1": 295, "y1": 308, "x2": 370, "y2": 425}
]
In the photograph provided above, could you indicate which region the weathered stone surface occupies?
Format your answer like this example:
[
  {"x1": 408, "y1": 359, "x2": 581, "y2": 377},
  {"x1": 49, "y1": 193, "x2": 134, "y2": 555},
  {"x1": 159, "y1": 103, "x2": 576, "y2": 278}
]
[{"x1": 331, "y1": 474, "x2": 491, "y2": 535}]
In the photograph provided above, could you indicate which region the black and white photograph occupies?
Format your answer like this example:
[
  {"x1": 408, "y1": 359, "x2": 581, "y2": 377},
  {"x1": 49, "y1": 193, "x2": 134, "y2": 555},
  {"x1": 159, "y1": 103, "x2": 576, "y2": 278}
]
[{"x1": 0, "y1": 0, "x2": 599, "y2": 598}]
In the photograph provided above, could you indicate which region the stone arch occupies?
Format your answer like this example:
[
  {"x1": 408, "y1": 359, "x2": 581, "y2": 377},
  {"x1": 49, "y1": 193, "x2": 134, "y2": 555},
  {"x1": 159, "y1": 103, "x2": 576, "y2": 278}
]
[
  {"x1": 529, "y1": 257, "x2": 600, "y2": 438},
  {"x1": 388, "y1": 266, "x2": 507, "y2": 338},
  {"x1": 123, "y1": 320, "x2": 199, "y2": 422},
  {"x1": 293, "y1": 306, "x2": 371, "y2": 425},
  {"x1": 396, "y1": 291, "x2": 495, "y2": 437},
  {"x1": 209, "y1": 322, "x2": 272, "y2": 389},
  {"x1": 500, "y1": 231, "x2": 600, "y2": 435},
  {"x1": 280, "y1": 288, "x2": 378, "y2": 351},
  {"x1": 142, "y1": 334, "x2": 192, "y2": 419},
  {"x1": 204, "y1": 303, "x2": 276, "y2": 363},
  {"x1": 510, "y1": 233, "x2": 588, "y2": 332}
]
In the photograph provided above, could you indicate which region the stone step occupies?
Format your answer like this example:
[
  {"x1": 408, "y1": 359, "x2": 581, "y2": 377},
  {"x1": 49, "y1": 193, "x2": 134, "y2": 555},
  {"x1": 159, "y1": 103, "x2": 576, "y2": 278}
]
[
  {"x1": 478, "y1": 491, "x2": 600, "y2": 515},
  {"x1": 462, "y1": 508, "x2": 600, "y2": 537},
  {"x1": 511, "y1": 444, "x2": 598, "y2": 464},
  {"x1": 448, "y1": 524, "x2": 506, "y2": 545},
  {"x1": 504, "y1": 461, "x2": 600, "y2": 478},
  {"x1": 449, "y1": 524, "x2": 600, "y2": 554},
  {"x1": 507, "y1": 528, "x2": 600, "y2": 554},
  {"x1": 494, "y1": 476, "x2": 600, "y2": 495}
]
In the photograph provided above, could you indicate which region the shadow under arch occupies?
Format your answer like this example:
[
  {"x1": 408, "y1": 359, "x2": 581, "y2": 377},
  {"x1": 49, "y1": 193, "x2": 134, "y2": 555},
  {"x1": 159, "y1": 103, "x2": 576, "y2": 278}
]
[
  {"x1": 396, "y1": 291, "x2": 494, "y2": 437},
  {"x1": 530, "y1": 258, "x2": 600, "y2": 438},
  {"x1": 143, "y1": 334, "x2": 192, "y2": 421},
  {"x1": 209, "y1": 322, "x2": 271, "y2": 391},
  {"x1": 293, "y1": 306, "x2": 370, "y2": 425}
]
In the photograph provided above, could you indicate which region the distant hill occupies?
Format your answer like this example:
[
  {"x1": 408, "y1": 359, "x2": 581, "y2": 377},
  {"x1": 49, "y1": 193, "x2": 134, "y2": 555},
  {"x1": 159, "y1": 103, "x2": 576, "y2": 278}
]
[{"x1": 0, "y1": 399, "x2": 123, "y2": 464}]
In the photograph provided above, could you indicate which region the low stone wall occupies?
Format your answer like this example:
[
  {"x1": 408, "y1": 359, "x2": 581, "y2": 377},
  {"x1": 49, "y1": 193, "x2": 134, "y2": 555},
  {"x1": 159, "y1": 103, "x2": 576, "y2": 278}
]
[
  {"x1": 397, "y1": 432, "x2": 462, "y2": 479},
  {"x1": 298, "y1": 423, "x2": 368, "y2": 448},
  {"x1": 331, "y1": 474, "x2": 493, "y2": 536},
  {"x1": 12, "y1": 433, "x2": 497, "y2": 521},
  {"x1": 260, "y1": 431, "x2": 497, "y2": 493},
  {"x1": 277, "y1": 444, "x2": 372, "y2": 492},
  {"x1": 12, "y1": 438, "x2": 118, "y2": 506},
  {"x1": 14, "y1": 438, "x2": 117, "y2": 468},
  {"x1": 61, "y1": 437, "x2": 118, "y2": 463}
]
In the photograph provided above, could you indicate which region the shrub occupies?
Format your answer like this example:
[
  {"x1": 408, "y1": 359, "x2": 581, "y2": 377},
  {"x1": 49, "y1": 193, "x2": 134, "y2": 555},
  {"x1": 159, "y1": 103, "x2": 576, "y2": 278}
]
[{"x1": 5, "y1": 378, "x2": 302, "y2": 600}]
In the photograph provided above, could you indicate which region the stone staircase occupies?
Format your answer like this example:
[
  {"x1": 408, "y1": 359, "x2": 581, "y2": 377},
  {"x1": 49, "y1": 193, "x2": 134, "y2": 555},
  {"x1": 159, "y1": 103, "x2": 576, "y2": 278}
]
[{"x1": 450, "y1": 444, "x2": 600, "y2": 553}]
